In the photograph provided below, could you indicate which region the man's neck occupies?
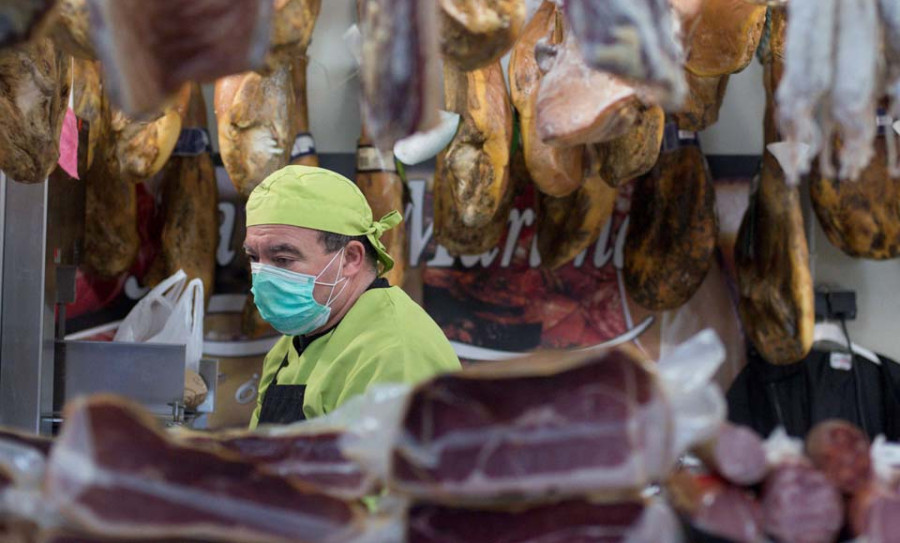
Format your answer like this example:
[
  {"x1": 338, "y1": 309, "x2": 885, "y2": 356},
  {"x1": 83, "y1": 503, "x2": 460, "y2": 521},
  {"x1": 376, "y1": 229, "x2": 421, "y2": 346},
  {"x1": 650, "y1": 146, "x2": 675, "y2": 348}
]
[{"x1": 307, "y1": 270, "x2": 378, "y2": 336}]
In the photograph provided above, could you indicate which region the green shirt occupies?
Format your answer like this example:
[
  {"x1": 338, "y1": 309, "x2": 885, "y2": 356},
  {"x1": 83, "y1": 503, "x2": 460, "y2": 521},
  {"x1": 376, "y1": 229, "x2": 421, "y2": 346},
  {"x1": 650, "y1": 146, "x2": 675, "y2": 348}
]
[{"x1": 250, "y1": 285, "x2": 460, "y2": 428}]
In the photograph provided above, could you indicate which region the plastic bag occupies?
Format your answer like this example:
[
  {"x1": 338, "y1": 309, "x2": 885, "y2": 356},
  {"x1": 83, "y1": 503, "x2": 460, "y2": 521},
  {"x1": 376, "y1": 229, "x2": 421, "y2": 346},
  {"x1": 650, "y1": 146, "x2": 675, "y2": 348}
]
[{"x1": 114, "y1": 270, "x2": 204, "y2": 373}]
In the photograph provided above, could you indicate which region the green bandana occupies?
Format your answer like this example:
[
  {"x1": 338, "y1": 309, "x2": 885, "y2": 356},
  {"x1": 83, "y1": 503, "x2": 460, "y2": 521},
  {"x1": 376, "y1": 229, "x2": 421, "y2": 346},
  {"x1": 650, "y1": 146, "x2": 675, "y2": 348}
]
[{"x1": 246, "y1": 165, "x2": 402, "y2": 275}]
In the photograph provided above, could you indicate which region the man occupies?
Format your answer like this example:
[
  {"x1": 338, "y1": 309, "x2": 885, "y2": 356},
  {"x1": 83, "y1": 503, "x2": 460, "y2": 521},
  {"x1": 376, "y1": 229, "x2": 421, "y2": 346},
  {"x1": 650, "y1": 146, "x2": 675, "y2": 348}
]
[{"x1": 244, "y1": 165, "x2": 460, "y2": 427}]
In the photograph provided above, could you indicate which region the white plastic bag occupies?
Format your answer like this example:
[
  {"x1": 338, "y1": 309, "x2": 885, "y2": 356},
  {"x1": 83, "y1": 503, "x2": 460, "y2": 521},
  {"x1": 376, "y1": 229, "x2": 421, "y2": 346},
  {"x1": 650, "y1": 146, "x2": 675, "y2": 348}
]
[{"x1": 114, "y1": 270, "x2": 204, "y2": 373}]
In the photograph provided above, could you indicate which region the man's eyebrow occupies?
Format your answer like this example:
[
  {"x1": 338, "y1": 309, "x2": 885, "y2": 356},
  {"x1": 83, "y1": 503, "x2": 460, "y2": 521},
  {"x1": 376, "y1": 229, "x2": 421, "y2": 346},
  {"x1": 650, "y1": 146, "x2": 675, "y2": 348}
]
[{"x1": 269, "y1": 244, "x2": 304, "y2": 258}]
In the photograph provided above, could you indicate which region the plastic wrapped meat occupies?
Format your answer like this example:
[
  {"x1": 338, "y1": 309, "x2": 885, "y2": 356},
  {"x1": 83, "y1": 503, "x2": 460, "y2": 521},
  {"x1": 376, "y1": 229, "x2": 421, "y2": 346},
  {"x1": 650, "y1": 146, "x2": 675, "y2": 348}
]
[
  {"x1": 176, "y1": 426, "x2": 377, "y2": 501},
  {"x1": 810, "y1": 128, "x2": 900, "y2": 259},
  {"x1": 536, "y1": 169, "x2": 616, "y2": 269},
  {"x1": 215, "y1": 64, "x2": 295, "y2": 198},
  {"x1": 440, "y1": 61, "x2": 512, "y2": 228},
  {"x1": 439, "y1": 0, "x2": 526, "y2": 72},
  {"x1": 406, "y1": 499, "x2": 683, "y2": 543},
  {"x1": 624, "y1": 126, "x2": 717, "y2": 311},
  {"x1": 775, "y1": 0, "x2": 838, "y2": 185},
  {"x1": 86, "y1": 0, "x2": 272, "y2": 116},
  {"x1": 0, "y1": 0, "x2": 56, "y2": 48},
  {"x1": 693, "y1": 423, "x2": 768, "y2": 486},
  {"x1": 509, "y1": 0, "x2": 584, "y2": 197},
  {"x1": 684, "y1": 0, "x2": 766, "y2": 78},
  {"x1": 359, "y1": 0, "x2": 441, "y2": 149},
  {"x1": 390, "y1": 346, "x2": 674, "y2": 503},
  {"x1": 536, "y1": 32, "x2": 642, "y2": 147},
  {"x1": 830, "y1": 0, "x2": 880, "y2": 181},
  {"x1": 0, "y1": 38, "x2": 70, "y2": 184},
  {"x1": 45, "y1": 396, "x2": 367, "y2": 543},
  {"x1": 761, "y1": 461, "x2": 844, "y2": 543},
  {"x1": 591, "y1": 103, "x2": 664, "y2": 188},
  {"x1": 561, "y1": 0, "x2": 686, "y2": 109},
  {"x1": 45, "y1": 0, "x2": 95, "y2": 60}
]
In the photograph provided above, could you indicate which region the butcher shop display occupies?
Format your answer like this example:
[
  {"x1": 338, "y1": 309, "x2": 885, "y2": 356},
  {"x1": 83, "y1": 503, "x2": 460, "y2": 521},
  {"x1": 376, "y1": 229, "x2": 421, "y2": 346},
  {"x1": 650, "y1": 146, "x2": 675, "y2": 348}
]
[
  {"x1": 85, "y1": 0, "x2": 273, "y2": 116},
  {"x1": 144, "y1": 84, "x2": 218, "y2": 305},
  {"x1": 439, "y1": 0, "x2": 525, "y2": 72},
  {"x1": 810, "y1": 126, "x2": 900, "y2": 260},
  {"x1": 624, "y1": 125, "x2": 717, "y2": 311},
  {"x1": 591, "y1": 103, "x2": 665, "y2": 188},
  {"x1": 216, "y1": 64, "x2": 295, "y2": 198},
  {"x1": 509, "y1": 0, "x2": 584, "y2": 198},
  {"x1": 683, "y1": 0, "x2": 766, "y2": 78},
  {"x1": 0, "y1": 38, "x2": 70, "y2": 184},
  {"x1": 561, "y1": 0, "x2": 686, "y2": 109},
  {"x1": 359, "y1": 0, "x2": 441, "y2": 149}
]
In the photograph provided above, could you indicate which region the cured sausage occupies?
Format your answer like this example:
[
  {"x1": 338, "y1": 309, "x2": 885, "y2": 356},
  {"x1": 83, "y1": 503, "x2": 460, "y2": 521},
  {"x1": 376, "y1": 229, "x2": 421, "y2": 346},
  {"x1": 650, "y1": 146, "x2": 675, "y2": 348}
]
[
  {"x1": 805, "y1": 419, "x2": 872, "y2": 494},
  {"x1": 761, "y1": 462, "x2": 844, "y2": 543}
]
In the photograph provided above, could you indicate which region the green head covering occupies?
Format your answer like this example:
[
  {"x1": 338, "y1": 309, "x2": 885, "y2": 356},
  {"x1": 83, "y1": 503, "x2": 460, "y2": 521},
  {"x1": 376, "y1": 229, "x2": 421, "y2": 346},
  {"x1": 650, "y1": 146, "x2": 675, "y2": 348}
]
[{"x1": 246, "y1": 165, "x2": 402, "y2": 275}]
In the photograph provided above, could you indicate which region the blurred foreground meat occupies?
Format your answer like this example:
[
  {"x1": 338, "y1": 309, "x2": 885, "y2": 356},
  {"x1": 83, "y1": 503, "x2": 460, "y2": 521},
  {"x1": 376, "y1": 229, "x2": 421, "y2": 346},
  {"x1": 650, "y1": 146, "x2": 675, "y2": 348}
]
[{"x1": 805, "y1": 419, "x2": 872, "y2": 494}]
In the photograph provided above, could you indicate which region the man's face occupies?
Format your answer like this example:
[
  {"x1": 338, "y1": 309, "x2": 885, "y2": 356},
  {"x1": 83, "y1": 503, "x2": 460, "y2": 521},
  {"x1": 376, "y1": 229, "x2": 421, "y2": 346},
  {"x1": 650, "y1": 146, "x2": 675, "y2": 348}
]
[{"x1": 243, "y1": 225, "x2": 344, "y2": 304}]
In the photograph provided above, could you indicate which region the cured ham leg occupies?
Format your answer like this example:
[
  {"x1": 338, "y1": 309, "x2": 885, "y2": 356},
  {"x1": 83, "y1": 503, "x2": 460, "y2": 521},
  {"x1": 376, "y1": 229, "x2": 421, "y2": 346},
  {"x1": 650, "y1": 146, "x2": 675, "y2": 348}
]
[
  {"x1": 684, "y1": 0, "x2": 766, "y2": 77},
  {"x1": 509, "y1": 0, "x2": 583, "y2": 197},
  {"x1": 145, "y1": 84, "x2": 219, "y2": 306},
  {"x1": 439, "y1": 0, "x2": 526, "y2": 71},
  {"x1": 110, "y1": 101, "x2": 183, "y2": 183},
  {"x1": 672, "y1": 71, "x2": 730, "y2": 132},
  {"x1": 0, "y1": 38, "x2": 70, "y2": 184},
  {"x1": 45, "y1": 0, "x2": 95, "y2": 60},
  {"x1": 592, "y1": 104, "x2": 664, "y2": 188}
]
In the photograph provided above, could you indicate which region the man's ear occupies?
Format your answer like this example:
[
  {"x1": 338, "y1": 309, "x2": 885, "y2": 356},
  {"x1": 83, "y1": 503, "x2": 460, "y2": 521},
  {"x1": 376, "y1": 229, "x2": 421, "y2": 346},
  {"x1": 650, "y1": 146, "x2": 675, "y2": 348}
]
[{"x1": 342, "y1": 240, "x2": 367, "y2": 277}]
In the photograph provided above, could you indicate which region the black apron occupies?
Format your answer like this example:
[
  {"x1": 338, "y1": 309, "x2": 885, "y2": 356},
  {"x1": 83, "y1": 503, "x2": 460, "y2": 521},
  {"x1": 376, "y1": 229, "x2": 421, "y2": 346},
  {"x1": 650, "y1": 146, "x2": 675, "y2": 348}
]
[{"x1": 257, "y1": 278, "x2": 391, "y2": 425}]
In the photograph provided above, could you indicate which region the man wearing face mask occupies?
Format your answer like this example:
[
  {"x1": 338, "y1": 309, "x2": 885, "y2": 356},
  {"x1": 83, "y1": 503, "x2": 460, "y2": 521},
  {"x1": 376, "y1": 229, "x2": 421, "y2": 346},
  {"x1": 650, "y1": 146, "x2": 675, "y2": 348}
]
[{"x1": 244, "y1": 165, "x2": 460, "y2": 427}]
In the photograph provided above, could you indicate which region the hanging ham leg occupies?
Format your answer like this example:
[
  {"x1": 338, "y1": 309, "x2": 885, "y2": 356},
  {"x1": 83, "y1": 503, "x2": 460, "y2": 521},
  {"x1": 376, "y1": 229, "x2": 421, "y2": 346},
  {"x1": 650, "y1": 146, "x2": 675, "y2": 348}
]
[
  {"x1": 44, "y1": 0, "x2": 95, "y2": 60},
  {"x1": 268, "y1": 0, "x2": 322, "y2": 66},
  {"x1": 439, "y1": 0, "x2": 526, "y2": 72},
  {"x1": 145, "y1": 84, "x2": 219, "y2": 306},
  {"x1": 671, "y1": 71, "x2": 730, "y2": 132},
  {"x1": 0, "y1": 38, "x2": 70, "y2": 184},
  {"x1": 591, "y1": 103, "x2": 664, "y2": 188},
  {"x1": 509, "y1": 0, "x2": 584, "y2": 197},
  {"x1": 215, "y1": 64, "x2": 295, "y2": 198},
  {"x1": 684, "y1": 0, "x2": 766, "y2": 78},
  {"x1": 110, "y1": 101, "x2": 183, "y2": 183}
]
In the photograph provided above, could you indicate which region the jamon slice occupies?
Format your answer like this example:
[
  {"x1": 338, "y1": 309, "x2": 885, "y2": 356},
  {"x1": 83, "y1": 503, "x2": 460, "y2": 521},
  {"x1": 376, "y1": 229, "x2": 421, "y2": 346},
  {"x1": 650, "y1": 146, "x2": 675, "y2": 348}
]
[
  {"x1": 591, "y1": 104, "x2": 664, "y2": 188},
  {"x1": 561, "y1": 0, "x2": 686, "y2": 108},
  {"x1": 667, "y1": 472, "x2": 765, "y2": 543},
  {"x1": 145, "y1": 84, "x2": 218, "y2": 305},
  {"x1": 359, "y1": 0, "x2": 441, "y2": 149},
  {"x1": 536, "y1": 32, "x2": 642, "y2": 147},
  {"x1": 44, "y1": 0, "x2": 95, "y2": 60},
  {"x1": 215, "y1": 64, "x2": 295, "y2": 198},
  {"x1": 735, "y1": 152, "x2": 814, "y2": 366},
  {"x1": 761, "y1": 461, "x2": 844, "y2": 543},
  {"x1": 356, "y1": 130, "x2": 407, "y2": 287},
  {"x1": 440, "y1": 61, "x2": 512, "y2": 228},
  {"x1": 537, "y1": 169, "x2": 616, "y2": 270},
  {"x1": 0, "y1": 38, "x2": 70, "y2": 184},
  {"x1": 0, "y1": 0, "x2": 56, "y2": 48},
  {"x1": 624, "y1": 127, "x2": 717, "y2": 311},
  {"x1": 684, "y1": 0, "x2": 766, "y2": 77},
  {"x1": 86, "y1": 0, "x2": 272, "y2": 116},
  {"x1": 810, "y1": 132, "x2": 900, "y2": 259},
  {"x1": 389, "y1": 345, "x2": 673, "y2": 503},
  {"x1": 439, "y1": 0, "x2": 526, "y2": 72},
  {"x1": 177, "y1": 427, "x2": 377, "y2": 501},
  {"x1": 407, "y1": 499, "x2": 682, "y2": 543},
  {"x1": 671, "y1": 72, "x2": 730, "y2": 132},
  {"x1": 110, "y1": 101, "x2": 183, "y2": 182},
  {"x1": 46, "y1": 396, "x2": 366, "y2": 543},
  {"x1": 509, "y1": 0, "x2": 583, "y2": 198},
  {"x1": 775, "y1": 0, "x2": 838, "y2": 185}
]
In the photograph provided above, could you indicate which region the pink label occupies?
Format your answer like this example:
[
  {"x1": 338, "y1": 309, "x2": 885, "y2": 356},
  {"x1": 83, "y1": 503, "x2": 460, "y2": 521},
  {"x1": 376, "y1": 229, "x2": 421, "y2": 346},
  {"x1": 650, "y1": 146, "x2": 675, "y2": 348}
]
[{"x1": 57, "y1": 108, "x2": 79, "y2": 179}]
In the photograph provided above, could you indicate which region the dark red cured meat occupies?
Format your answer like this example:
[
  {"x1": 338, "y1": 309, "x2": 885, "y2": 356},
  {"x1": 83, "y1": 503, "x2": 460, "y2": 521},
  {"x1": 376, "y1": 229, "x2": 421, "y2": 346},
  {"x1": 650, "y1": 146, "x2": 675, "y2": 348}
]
[
  {"x1": 181, "y1": 431, "x2": 375, "y2": 500},
  {"x1": 86, "y1": 0, "x2": 272, "y2": 116},
  {"x1": 46, "y1": 396, "x2": 364, "y2": 543},
  {"x1": 391, "y1": 348, "x2": 672, "y2": 503},
  {"x1": 805, "y1": 419, "x2": 872, "y2": 494},
  {"x1": 849, "y1": 483, "x2": 900, "y2": 541},
  {"x1": 692, "y1": 483, "x2": 764, "y2": 543},
  {"x1": 761, "y1": 463, "x2": 844, "y2": 543},
  {"x1": 407, "y1": 500, "x2": 677, "y2": 543}
]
